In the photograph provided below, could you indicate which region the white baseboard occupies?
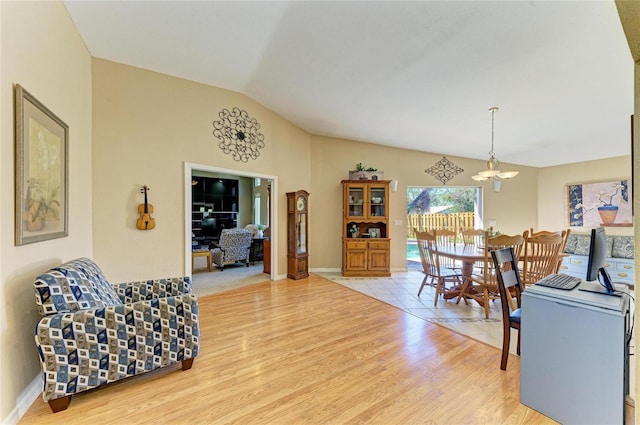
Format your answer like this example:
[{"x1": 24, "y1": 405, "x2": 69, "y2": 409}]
[{"x1": 2, "y1": 375, "x2": 41, "y2": 425}]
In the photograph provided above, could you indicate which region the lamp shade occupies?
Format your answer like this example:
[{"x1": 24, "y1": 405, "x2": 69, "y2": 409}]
[
  {"x1": 478, "y1": 169, "x2": 500, "y2": 178},
  {"x1": 497, "y1": 171, "x2": 519, "y2": 179}
]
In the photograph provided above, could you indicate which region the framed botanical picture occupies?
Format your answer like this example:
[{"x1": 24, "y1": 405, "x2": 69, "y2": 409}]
[
  {"x1": 14, "y1": 84, "x2": 68, "y2": 245},
  {"x1": 369, "y1": 227, "x2": 381, "y2": 238},
  {"x1": 566, "y1": 179, "x2": 632, "y2": 228}
]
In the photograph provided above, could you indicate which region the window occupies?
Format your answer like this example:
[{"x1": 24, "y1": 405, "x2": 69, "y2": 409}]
[
  {"x1": 407, "y1": 186, "x2": 482, "y2": 267},
  {"x1": 254, "y1": 194, "x2": 261, "y2": 224}
]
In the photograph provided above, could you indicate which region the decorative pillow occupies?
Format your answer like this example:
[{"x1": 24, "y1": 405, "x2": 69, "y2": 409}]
[
  {"x1": 605, "y1": 236, "x2": 615, "y2": 257},
  {"x1": 34, "y1": 258, "x2": 121, "y2": 316},
  {"x1": 244, "y1": 224, "x2": 259, "y2": 237},
  {"x1": 573, "y1": 235, "x2": 592, "y2": 256},
  {"x1": 612, "y1": 236, "x2": 634, "y2": 259},
  {"x1": 564, "y1": 234, "x2": 578, "y2": 254}
]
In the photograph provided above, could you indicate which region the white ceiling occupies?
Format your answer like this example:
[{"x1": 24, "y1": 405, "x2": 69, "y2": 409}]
[{"x1": 63, "y1": 0, "x2": 634, "y2": 168}]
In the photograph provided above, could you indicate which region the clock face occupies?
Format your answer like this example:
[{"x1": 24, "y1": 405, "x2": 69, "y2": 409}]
[{"x1": 296, "y1": 196, "x2": 306, "y2": 211}]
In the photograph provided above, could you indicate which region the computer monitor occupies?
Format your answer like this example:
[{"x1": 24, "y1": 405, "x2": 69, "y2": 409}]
[{"x1": 581, "y1": 227, "x2": 620, "y2": 296}]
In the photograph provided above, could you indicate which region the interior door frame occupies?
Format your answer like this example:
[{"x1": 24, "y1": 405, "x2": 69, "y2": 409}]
[{"x1": 184, "y1": 162, "x2": 277, "y2": 278}]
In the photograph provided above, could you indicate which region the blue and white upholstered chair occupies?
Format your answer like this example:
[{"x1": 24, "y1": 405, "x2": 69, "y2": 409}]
[{"x1": 33, "y1": 258, "x2": 199, "y2": 412}]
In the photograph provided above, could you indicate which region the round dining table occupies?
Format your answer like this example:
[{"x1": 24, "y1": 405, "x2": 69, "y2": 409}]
[{"x1": 436, "y1": 244, "x2": 486, "y2": 277}]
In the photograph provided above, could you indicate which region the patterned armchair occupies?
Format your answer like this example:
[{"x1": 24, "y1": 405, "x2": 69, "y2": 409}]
[
  {"x1": 210, "y1": 228, "x2": 253, "y2": 270},
  {"x1": 33, "y1": 258, "x2": 199, "y2": 412}
]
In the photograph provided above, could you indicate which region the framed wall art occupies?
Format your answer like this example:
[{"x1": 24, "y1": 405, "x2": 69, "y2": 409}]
[
  {"x1": 566, "y1": 179, "x2": 632, "y2": 228},
  {"x1": 14, "y1": 84, "x2": 68, "y2": 245},
  {"x1": 369, "y1": 227, "x2": 381, "y2": 238}
]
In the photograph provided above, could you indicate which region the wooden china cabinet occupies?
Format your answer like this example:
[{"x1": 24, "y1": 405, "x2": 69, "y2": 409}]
[{"x1": 341, "y1": 180, "x2": 390, "y2": 277}]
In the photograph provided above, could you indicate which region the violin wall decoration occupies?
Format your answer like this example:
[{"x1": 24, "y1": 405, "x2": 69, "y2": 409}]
[{"x1": 136, "y1": 185, "x2": 156, "y2": 230}]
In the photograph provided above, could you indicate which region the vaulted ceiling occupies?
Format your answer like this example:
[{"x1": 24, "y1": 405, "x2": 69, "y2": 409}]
[{"x1": 63, "y1": 1, "x2": 635, "y2": 168}]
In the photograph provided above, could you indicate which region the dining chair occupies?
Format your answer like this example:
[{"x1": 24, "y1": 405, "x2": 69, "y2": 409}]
[
  {"x1": 434, "y1": 228, "x2": 460, "y2": 270},
  {"x1": 491, "y1": 247, "x2": 524, "y2": 370},
  {"x1": 460, "y1": 229, "x2": 486, "y2": 273},
  {"x1": 528, "y1": 228, "x2": 571, "y2": 273},
  {"x1": 460, "y1": 228, "x2": 484, "y2": 247},
  {"x1": 521, "y1": 232, "x2": 564, "y2": 287},
  {"x1": 455, "y1": 233, "x2": 524, "y2": 319},
  {"x1": 415, "y1": 229, "x2": 462, "y2": 307},
  {"x1": 414, "y1": 228, "x2": 435, "y2": 289},
  {"x1": 460, "y1": 228, "x2": 486, "y2": 274}
]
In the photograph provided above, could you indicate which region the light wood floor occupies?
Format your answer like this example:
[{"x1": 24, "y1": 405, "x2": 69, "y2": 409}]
[{"x1": 20, "y1": 274, "x2": 555, "y2": 424}]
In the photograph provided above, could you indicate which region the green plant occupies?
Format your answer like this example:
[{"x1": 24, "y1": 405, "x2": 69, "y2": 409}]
[
  {"x1": 355, "y1": 162, "x2": 377, "y2": 172},
  {"x1": 24, "y1": 179, "x2": 61, "y2": 222},
  {"x1": 487, "y1": 228, "x2": 501, "y2": 238}
]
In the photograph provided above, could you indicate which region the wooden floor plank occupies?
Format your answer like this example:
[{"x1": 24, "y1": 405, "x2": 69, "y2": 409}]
[{"x1": 19, "y1": 275, "x2": 556, "y2": 424}]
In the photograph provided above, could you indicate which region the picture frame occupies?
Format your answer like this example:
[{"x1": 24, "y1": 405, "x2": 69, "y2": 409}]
[
  {"x1": 14, "y1": 84, "x2": 68, "y2": 245},
  {"x1": 369, "y1": 227, "x2": 381, "y2": 238},
  {"x1": 566, "y1": 179, "x2": 632, "y2": 228}
]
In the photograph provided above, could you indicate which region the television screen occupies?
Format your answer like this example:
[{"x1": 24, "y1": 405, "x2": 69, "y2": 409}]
[{"x1": 201, "y1": 217, "x2": 217, "y2": 237}]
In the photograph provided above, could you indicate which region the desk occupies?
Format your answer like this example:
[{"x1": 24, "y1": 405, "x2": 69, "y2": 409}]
[
  {"x1": 249, "y1": 238, "x2": 264, "y2": 264},
  {"x1": 521, "y1": 281, "x2": 630, "y2": 424},
  {"x1": 192, "y1": 249, "x2": 212, "y2": 272}
]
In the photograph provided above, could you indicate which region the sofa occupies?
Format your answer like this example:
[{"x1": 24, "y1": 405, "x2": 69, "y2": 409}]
[
  {"x1": 33, "y1": 258, "x2": 200, "y2": 412},
  {"x1": 561, "y1": 234, "x2": 635, "y2": 286}
]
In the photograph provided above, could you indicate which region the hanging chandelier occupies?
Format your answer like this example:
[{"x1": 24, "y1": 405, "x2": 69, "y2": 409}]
[{"x1": 471, "y1": 107, "x2": 518, "y2": 182}]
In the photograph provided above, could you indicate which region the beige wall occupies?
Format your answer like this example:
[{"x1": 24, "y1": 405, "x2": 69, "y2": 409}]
[
  {"x1": 92, "y1": 59, "x2": 312, "y2": 281},
  {"x1": 94, "y1": 59, "x2": 542, "y2": 278},
  {"x1": 0, "y1": 1, "x2": 93, "y2": 421},
  {"x1": 309, "y1": 135, "x2": 540, "y2": 270},
  {"x1": 93, "y1": 59, "x2": 632, "y2": 278},
  {"x1": 538, "y1": 156, "x2": 633, "y2": 237}
]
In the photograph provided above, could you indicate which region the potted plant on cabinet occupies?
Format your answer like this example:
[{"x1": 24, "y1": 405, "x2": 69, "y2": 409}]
[
  {"x1": 349, "y1": 163, "x2": 384, "y2": 180},
  {"x1": 349, "y1": 224, "x2": 360, "y2": 238}
]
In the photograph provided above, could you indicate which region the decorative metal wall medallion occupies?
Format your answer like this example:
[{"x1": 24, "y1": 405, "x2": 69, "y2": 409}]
[
  {"x1": 425, "y1": 157, "x2": 464, "y2": 185},
  {"x1": 212, "y1": 107, "x2": 265, "y2": 162}
]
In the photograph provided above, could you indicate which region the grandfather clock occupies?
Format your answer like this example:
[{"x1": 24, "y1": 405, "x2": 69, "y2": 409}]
[{"x1": 286, "y1": 190, "x2": 309, "y2": 279}]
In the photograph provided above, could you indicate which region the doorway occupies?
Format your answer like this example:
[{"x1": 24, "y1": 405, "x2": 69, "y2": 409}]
[{"x1": 184, "y1": 162, "x2": 277, "y2": 280}]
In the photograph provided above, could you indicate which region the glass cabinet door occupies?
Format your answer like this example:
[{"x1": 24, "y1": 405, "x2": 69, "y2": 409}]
[
  {"x1": 297, "y1": 213, "x2": 307, "y2": 253},
  {"x1": 348, "y1": 187, "x2": 365, "y2": 217},
  {"x1": 288, "y1": 213, "x2": 295, "y2": 254},
  {"x1": 369, "y1": 186, "x2": 386, "y2": 218}
]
